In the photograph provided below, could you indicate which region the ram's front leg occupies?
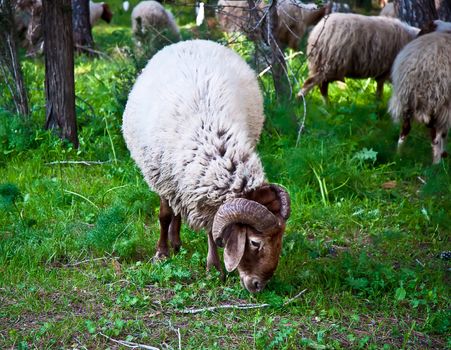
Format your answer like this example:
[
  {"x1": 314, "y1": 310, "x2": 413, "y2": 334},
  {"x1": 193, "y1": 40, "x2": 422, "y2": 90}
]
[{"x1": 207, "y1": 230, "x2": 224, "y2": 280}]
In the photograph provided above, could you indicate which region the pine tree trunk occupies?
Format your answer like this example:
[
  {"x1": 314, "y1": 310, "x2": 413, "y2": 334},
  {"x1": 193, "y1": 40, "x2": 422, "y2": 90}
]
[
  {"x1": 394, "y1": 0, "x2": 438, "y2": 28},
  {"x1": 72, "y1": 0, "x2": 94, "y2": 54},
  {"x1": 43, "y1": 0, "x2": 78, "y2": 147},
  {"x1": 0, "y1": 0, "x2": 29, "y2": 116}
]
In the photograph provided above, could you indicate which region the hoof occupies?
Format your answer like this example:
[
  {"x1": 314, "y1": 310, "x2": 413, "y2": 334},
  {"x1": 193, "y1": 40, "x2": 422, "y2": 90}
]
[
  {"x1": 152, "y1": 250, "x2": 169, "y2": 263},
  {"x1": 206, "y1": 262, "x2": 225, "y2": 281}
]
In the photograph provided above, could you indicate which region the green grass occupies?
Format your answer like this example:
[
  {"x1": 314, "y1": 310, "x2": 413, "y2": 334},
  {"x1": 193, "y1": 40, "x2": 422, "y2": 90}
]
[{"x1": 1, "y1": 1, "x2": 450, "y2": 349}]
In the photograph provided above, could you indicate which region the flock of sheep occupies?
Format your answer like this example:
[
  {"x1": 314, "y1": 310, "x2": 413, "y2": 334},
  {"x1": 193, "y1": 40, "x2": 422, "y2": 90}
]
[
  {"x1": 122, "y1": 1, "x2": 451, "y2": 292},
  {"x1": 128, "y1": 1, "x2": 451, "y2": 163},
  {"x1": 12, "y1": 1, "x2": 451, "y2": 292}
]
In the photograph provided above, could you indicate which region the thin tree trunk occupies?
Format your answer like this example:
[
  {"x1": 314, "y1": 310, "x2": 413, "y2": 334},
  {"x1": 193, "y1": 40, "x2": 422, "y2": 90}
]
[
  {"x1": 266, "y1": 0, "x2": 288, "y2": 98},
  {"x1": 43, "y1": 0, "x2": 78, "y2": 147},
  {"x1": 72, "y1": 0, "x2": 94, "y2": 54},
  {"x1": 394, "y1": 0, "x2": 438, "y2": 28},
  {"x1": 0, "y1": 0, "x2": 29, "y2": 116}
]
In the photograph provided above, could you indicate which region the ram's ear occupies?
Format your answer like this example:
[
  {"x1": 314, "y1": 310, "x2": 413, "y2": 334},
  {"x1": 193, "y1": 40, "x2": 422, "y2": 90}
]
[{"x1": 223, "y1": 225, "x2": 246, "y2": 272}]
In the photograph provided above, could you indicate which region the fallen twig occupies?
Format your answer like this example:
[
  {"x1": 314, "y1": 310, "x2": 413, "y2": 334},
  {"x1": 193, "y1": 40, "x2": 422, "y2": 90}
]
[
  {"x1": 45, "y1": 160, "x2": 111, "y2": 166},
  {"x1": 75, "y1": 44, "x2": 113, "y2": 60},
  {"x1": 99, "y1": 332, "x2": 160, "y2": 350},
  {"x1": 63, "y1": 256, "x2": 118, "y2": 267},
  {"x1": 178, "y1": 288, "x2": 307, "y2": 314}
]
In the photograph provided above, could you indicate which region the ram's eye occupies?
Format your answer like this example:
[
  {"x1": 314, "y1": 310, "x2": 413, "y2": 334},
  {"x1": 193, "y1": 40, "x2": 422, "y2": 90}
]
[{"x1": 250, "y1": 240, "x2": 261, "y2": 249}]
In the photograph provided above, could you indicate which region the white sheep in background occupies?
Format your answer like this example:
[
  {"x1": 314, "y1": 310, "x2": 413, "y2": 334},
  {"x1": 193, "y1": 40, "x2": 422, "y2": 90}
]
[
  {"x1": 276, "y1": 0, "x2": 331, "y2": 50},
  {"x1": 297, "y1": 13, "x2": 420, "y2": 102},
  {"x1": 131, "y1": 0, "x2": 180, "y2": 40},
  {"x1": 389, "y1": 31, "x2": 451, "y2": 164},
  {"x1": 89, "y1": 1, "x2": 113, "y2": 26},
  {"x1": 379, "y1": 2, "x2": 395, "y2": 17},
  {"x1": 122, "y1": 40, "x2": 291, "y2": 293}
]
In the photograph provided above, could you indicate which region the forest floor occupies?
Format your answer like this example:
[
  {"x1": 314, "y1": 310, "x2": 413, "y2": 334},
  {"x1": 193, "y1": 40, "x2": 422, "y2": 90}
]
[{"x1": 0, "y1": 1, "x2": 449, "y2": 349}]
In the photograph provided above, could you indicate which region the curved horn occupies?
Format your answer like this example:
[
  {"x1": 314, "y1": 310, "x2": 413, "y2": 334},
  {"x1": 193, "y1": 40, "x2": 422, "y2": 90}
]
[
  {"x1": 212, "y1": 198, "x2": 279, "y2": 247},
  {"x1": 270, "y1": 184, "x2": 291, "y2": 221}
]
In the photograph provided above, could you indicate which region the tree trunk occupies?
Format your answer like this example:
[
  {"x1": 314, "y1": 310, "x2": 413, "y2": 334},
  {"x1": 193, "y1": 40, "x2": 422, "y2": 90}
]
[
  {"x1": 394, "y1": 0, "x2": 438, "y2": 28},
  {"x1": 72, "y1": 0, "x2": 94, "y2": 54},
  {"x1": 436, "y1": 0, "x2": 451, "y2": 21},
  {"x1": 266, "y1": 0, "x2": 288, "y2": 99},
  {"x1": 0, "y1": 0, "x2": 29, "y2": 116},
  {"x1": 43, "y1": 0, "x2": 78, "y2": 147}
]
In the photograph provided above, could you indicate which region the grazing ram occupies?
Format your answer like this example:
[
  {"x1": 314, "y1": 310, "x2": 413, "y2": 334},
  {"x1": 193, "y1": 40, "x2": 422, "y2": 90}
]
[{"x1": 122, "y1": 40, "x2": 291, "y2": 293}]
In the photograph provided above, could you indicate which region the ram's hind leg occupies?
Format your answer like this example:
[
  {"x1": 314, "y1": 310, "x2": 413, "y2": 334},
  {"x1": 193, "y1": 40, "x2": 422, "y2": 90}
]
[
  {"x1": 169, "y1": 214, "x2": 182, "y2": 253},
  {"x1": 154, "y1": 198, "x2": 172, "y2": 260},
  {"x1": 397, "y1": 117, "x2": 411, "y2": 151}
]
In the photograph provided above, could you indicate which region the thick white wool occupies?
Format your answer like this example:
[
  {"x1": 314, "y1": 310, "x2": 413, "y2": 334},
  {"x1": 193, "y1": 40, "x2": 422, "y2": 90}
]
[{"x1": 122, "y1": 40, "x2": 266, "y2": 231}]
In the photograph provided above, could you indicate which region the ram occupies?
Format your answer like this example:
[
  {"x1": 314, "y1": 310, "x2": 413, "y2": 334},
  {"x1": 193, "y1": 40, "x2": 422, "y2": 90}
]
[{"x1": 122, "y1": 40, "x2": 291, "y2": 293}]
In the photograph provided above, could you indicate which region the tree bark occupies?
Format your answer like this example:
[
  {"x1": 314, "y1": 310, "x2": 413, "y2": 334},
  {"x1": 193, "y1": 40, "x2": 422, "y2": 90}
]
[
  {"x1": 394, "y1": 0, "x2": 438, "y2": 27},
  {"x1": 43, "y1": 0, "x2": 78, "y2": 147},
  {"x1": 0, "y1": 0, "x2": 29, "y2": 116},
  {"x1": 266, "y1": 0, "x2": 288, "y2": 98},
  {"x1": 72, "y1": 0, "x2": 94, "y2": 54}
]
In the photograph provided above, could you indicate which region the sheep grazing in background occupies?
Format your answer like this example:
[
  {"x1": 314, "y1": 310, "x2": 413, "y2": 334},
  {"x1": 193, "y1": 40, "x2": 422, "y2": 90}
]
[
  {"x1": 389, "y1": 31, "x2": 451, "y2": 164},
  {"x1": 122, "y1": 40, "x2": 291, "y2": 293},
  {"x1": 89, "y1": 1, "x2": 113, "y2": 26},
  {"x1": 131, "y1": 0, "x2": 180, "y2": 40},
  {"x1": 297, "y1": 13, "x2": 420, "y2": 102},
  {"x1": 14, "y1": 0, "x2": 42, "y2": 55},
  {"x1": 276, "y1": 0, "x2": 331, "y2": 50},
  {"x1": 216, "y1": 0, "x2": 260, "y2": 33},
  {"x1": 379, "y1": 2, "x2": 395, "y2": 17}
]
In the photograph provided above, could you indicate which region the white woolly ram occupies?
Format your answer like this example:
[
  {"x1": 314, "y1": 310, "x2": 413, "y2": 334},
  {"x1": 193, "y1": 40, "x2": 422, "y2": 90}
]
[
  {"x1": 131, "y1": 0, "x2": 180, "y2": 40},
  {"x1": 297, "y1": 13, "x2": 419, "y2": 101},
  {"x1": 122, "y1": 40, "x2": 291, "y2": 293},
  {"x1": 389, "y1": 31, "x2": 451, "y2": 164}
]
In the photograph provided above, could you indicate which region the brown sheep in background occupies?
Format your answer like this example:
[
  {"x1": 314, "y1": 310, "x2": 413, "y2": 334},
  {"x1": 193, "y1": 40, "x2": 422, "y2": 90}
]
[
  {"x1": 297, "y1": 13, "x2": 420, "y2": 102},
  {"x1": 276, "y1": 0, "x2": 331, "y2": 50},
  {"x1": 389, "y1": 30, "x2": 451, "y2": 164}
]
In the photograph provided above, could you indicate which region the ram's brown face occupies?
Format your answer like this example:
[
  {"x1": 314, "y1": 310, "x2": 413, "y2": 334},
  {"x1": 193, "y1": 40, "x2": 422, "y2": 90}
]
[{"x1": 212, "y1": 184, "x2": 290, "y2": 293}]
